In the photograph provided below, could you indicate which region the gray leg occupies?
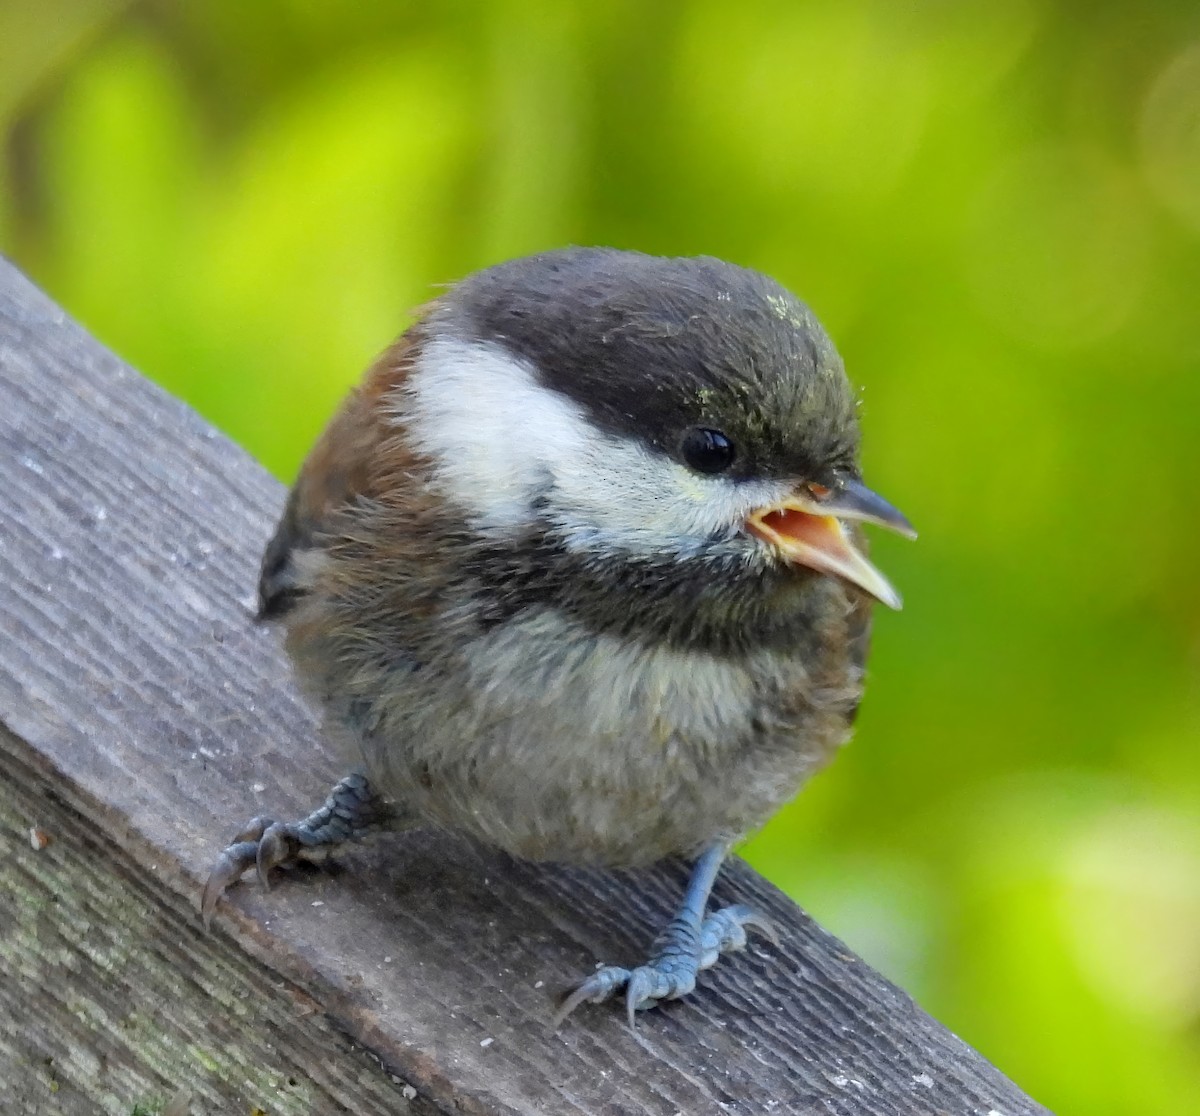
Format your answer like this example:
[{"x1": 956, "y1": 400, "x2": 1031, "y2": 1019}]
[
  {"x1": 201, "y1": 772, "x2": 391, "y2": 926},
  {"x1": 558, "y1": 843, "x2": 778, "y2": 1026}
]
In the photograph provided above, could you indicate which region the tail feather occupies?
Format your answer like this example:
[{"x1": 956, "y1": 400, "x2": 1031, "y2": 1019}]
[{"x1": 257, "y1": 487, "x2": 309, "y2": 620}]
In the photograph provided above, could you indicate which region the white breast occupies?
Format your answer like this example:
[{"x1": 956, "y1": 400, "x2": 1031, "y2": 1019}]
[{"x1": 462, "y1": 608, "x2": 764, "y2": 749}]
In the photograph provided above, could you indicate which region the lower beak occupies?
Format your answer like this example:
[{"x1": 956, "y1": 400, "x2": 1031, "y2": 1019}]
[{"x1": 745, "y1": 480, "x2": 914, "y2": 610}]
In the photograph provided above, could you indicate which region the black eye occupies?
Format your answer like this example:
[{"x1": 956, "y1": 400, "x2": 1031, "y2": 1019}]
[{"x1": 681, "y1": 427, "x2": 736, "y2": 474}]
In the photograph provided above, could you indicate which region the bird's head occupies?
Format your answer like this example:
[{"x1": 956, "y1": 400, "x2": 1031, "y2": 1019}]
[{"x1": 402, "y1": 248, "x2": 914, "y2": 613}]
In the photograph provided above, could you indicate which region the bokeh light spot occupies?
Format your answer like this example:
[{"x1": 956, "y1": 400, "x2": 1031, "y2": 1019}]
[
  {"x1": 1140, "y1": 41, "x2": 1200, "y2": 235},
  {"x1": 966, "y1": 145, "x2": 1150, "y2": 350},
  {"x1": 1060, "y1": 805, "x2": 1200, "y2": 1027}
]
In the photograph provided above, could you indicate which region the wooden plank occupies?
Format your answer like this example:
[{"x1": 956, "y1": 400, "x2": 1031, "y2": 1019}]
[{"x1": 0, "y1": 258, "x2": 1051, "y2": 1115}]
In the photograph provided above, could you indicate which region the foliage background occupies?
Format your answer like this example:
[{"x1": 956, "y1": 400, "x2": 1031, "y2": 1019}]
[{"x1": 3, "y1": 2, "x2": 1199, "y2": 1111}]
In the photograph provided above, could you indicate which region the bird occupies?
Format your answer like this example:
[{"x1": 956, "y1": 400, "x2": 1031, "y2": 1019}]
[{"x1": 202, "y1": 246, "x2": 914, "y2": 1024}]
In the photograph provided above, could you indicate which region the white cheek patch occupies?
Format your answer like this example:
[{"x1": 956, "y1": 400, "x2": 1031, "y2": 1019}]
[
  {"x1": 401, "y1": 336, "x2": 791, "y2": 555},
  {"x1": 401, "y1": 336, "x2": 577, "y2": 531}
]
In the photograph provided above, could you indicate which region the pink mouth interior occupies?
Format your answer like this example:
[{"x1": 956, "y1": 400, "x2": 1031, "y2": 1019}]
[{"x1": 756, "y1": 507, "x2": 832, "y2": 545}]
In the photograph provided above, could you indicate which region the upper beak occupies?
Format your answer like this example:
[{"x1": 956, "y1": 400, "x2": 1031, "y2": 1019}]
[{"x1": 745, "y1": 479, "x2": 916, "y2": 609}]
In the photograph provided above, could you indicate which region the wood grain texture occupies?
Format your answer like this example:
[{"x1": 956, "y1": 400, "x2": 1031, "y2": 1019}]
[{"x1": 0, "y1": 257, "x2": 1051, "y2": 1116}]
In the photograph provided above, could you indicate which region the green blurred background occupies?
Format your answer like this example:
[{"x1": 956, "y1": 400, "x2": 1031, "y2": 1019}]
[{"x1": 3, "y1": 1, "x2": 1199, "y2": 1111}]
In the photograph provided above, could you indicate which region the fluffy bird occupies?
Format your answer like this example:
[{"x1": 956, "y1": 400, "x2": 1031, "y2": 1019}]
[{"x1": 203, "y1": 247, "x2": 914, "y2": 1021}]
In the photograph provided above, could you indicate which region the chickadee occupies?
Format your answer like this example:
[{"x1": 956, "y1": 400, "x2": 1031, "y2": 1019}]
[{"x1": 203, "y1": 247, "x2": 914, "y2": 1022}]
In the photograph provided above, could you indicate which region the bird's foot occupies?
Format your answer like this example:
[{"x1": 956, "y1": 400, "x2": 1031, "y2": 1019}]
[
  {"x1": 201, "y1": 772, "x2": 382, "y2": 926},
  {"x1": 558, "y1": 903, "x2": 778, "y2": 1026}
]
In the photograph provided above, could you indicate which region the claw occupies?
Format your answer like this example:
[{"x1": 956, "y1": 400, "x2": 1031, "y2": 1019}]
[
  {"x1": 699, "y1": 904, "x2": 781, "y2": 965},
  {"x1": 200, "y1": 773, "x2": 384, "y2": 929},
  {"x1": 201, "y1": 839, "x2": 263, "y2": 928},
  {"x1": 256, "y1": 823, "x2": 290, "y2": 889},
  {"x1": 555, "y1": 902, "x2": 775, "y2": 1027},
  {"x1": 625, "y1": 981, "x2": 642, "y2": 1030},
  {"x1": 555, "y1": 966, "x2": 627, "y2": 1025}
]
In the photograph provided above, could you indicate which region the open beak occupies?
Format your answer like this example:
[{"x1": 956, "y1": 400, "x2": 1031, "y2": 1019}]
[{"x1": 745, "y1": 479, "x2": 915, "y2": 609}]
